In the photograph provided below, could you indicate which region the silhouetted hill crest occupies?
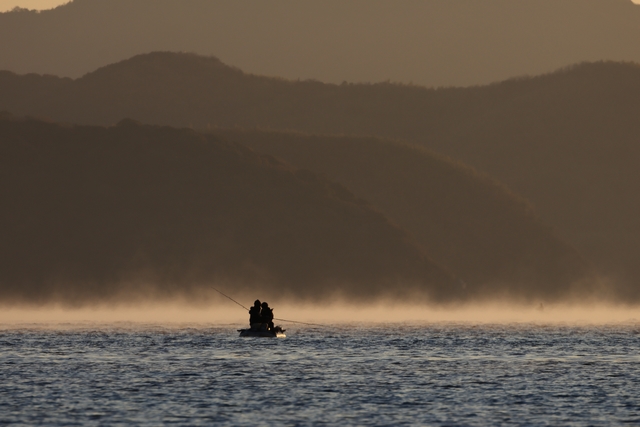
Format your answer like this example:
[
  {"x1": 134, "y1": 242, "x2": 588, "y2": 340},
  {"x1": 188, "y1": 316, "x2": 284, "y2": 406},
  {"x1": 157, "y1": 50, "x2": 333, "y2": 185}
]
[
  {"x1": 0, "y1": 115, "x2": 456, "y2": 304},
  {"x1": 213, "y1": 128, "x2": 590, "y2": 299},
  {"x1": 3, "y1": 0, "x2": 640, "y2": 87},
  {"x1": 83, "y1": 52, "x2": 241, "y2": 82},
  {"x1": 1, "y1": 52, "x2": 637, "y2": 295}
]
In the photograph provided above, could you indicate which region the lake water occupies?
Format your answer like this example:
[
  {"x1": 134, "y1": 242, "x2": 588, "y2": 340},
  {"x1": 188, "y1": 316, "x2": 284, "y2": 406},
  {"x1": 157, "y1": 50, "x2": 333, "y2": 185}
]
[{"x1": 1, "y1": 323, "x2": 639, "y2": 426}]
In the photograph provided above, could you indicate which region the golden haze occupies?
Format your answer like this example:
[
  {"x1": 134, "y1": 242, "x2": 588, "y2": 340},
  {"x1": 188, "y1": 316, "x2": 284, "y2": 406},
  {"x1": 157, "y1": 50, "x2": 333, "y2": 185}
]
[
  {"x1": 0, "y1": 301, "x2": 638, "y2": 327},
  {"x1": 0, "y1": 0, "x2": 66, "y2": 12}
]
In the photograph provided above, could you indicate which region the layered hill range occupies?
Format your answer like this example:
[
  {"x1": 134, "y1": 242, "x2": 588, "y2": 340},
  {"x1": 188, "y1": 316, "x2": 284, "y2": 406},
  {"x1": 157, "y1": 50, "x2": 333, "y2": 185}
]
[
  {"x1": 2, "y1": 0, "x2": 640, "y2": 86},
  {"x1": 1, "y1": 52, "x2": 639, "y2": 298},
  {"x1": 0, "y1": 115, "x2": 457, "y2": 304},
  {"x1": 0, "y1": 114, "x2": 590, "y2": 304}
]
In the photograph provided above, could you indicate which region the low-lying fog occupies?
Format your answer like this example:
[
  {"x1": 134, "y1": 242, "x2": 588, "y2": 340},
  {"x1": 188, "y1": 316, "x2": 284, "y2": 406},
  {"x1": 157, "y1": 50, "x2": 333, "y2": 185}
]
[{"x1": 1, "y1": 301, "x2": 638, "y2": 327}]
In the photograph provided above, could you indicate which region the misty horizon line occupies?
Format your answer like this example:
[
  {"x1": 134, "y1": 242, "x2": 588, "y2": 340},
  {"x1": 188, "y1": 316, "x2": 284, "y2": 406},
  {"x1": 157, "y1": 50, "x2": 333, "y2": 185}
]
[{"x1": 2, "y1": 300, "x2": 640, "y2": 326}]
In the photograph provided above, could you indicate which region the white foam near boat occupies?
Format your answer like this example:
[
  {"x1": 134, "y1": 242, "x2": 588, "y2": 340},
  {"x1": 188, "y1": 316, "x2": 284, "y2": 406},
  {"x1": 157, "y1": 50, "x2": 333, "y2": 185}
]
[{"x1": 238, "y1": 326, "x2": 286, "y2": 338}]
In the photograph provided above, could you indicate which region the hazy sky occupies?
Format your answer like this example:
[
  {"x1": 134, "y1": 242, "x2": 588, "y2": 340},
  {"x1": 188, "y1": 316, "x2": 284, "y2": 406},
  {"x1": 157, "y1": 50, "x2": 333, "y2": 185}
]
[
  {"x1": 0, "y1": 0, "x2": 66, "y2": 11},
  {"x1": 3, "y1": 0, "x2": 640, "y2": 13},
  {"x1": 2, "y1": 0, "x2": 638, "y2": 12}
]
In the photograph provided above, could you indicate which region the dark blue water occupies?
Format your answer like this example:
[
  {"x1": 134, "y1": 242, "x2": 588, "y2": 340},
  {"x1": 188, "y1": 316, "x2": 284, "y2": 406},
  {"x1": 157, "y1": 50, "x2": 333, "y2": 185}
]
[{"x1": 1, "y1": 323, "x2": 639, "y2": 426}]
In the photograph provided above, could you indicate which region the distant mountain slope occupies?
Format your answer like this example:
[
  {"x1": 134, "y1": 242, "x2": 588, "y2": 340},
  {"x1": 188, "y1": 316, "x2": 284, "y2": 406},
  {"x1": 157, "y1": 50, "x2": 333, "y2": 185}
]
[
  {"x1": 212, "y1": 129, "x2": 589, "y2": 299},
  {"x1": 1, "y1": 52, "x2": 638, "y2": 292},
  {"x1": 1, "y1": 0, "x2": 640, "y2": 87},
  {"x1": 0, "y1": 115, "x2": 455, "y2": 304}
]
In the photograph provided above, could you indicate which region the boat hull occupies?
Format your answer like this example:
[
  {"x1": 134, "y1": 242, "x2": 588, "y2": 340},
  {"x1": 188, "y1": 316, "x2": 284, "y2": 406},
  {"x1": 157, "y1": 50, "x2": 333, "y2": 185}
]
[{"x1": 238, "y1": 328, "x2": 286, "y2": 338}]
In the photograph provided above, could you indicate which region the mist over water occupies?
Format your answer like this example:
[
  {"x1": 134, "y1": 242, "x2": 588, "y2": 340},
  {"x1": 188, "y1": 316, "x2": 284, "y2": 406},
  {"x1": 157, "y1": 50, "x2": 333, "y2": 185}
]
[{"x1": 1, "y1": 300, "x2": 639, "y2": 327}]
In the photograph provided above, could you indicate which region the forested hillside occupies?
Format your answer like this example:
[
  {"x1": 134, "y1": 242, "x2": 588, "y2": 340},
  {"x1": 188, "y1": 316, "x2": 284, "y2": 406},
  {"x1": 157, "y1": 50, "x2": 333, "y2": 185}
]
[
  {"x1": 214, "y1": 129, "x2": 589, "y2": 300},
  {"x1": 0, "y1": 115, "x2": 455, "y2": 304},
  {"x1": 1, "y1": 52, "x2": 638, "y2": 294}
]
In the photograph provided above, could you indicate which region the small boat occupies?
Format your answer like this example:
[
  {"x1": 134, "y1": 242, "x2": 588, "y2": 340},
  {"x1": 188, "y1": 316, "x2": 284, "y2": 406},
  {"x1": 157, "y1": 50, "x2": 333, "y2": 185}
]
[{"x1": 238, "y1": 325, "x2": 286, "y2": 338}]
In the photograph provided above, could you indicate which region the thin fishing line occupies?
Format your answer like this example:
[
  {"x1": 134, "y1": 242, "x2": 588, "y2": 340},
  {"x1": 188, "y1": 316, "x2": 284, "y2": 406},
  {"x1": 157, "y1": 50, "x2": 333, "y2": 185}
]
[{"x1": 274, "y1": 318, "x2": 324, "y2": 327}]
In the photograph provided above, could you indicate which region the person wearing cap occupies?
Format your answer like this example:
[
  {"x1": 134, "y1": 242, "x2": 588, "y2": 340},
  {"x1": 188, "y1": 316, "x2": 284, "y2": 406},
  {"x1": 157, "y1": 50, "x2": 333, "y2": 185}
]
[
  {"x1": 249, "y1": 300, "x2": 262, "y2": 330},
  {"x1": 260, "y1": 302, "x2": 274, "y2": 331}
]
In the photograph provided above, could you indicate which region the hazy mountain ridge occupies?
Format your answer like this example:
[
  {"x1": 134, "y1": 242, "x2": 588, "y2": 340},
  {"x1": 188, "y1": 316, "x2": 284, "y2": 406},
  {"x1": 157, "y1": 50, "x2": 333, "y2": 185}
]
[
  {"x1": 1, "y1": 0, "x2": 640, "y2": 86},
  {"x1": 212, "y1": 129, "x2": 590, "y2": 299},
  {"x1": 2, "y1": 51, "x2": 635, "y2": 291},
  {"x1": 0, "y1": 115, "x2": 456, "y2": 304}
]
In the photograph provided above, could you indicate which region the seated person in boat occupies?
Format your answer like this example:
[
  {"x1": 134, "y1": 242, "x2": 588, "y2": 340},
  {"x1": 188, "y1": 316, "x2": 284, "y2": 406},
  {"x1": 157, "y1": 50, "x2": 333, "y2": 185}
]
[
  {"x1": 261, "y1": 302, "x2": 274, "y2": 331},
  {"x1": 249, "y1": 300, "x2": 262, "y2": 330}
]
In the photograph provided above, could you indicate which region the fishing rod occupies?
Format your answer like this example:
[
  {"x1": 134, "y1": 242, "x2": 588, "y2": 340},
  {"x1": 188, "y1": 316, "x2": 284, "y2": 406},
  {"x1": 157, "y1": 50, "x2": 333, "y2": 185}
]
[
  {"x1": 210, "y1": 286, "x2": 249, "y2": 311},
  {"x1": 210, "y1": 286, "x2": 324, "y2": 327}
]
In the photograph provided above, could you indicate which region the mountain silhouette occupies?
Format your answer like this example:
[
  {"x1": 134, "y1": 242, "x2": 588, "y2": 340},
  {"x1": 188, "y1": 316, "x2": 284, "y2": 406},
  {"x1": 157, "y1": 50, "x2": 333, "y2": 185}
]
[
  {"x1": 0, "y1": 52, "x2": 640, "y2": 290},
  {"x1": 0, "y1": 52, "x2": 637, "y2": 296},
  {"x1": 213, "y1": 129, "x2": 590, "y2": 300},
  {"x1": 1, "y1": 0, "x2": 640, "y2": 87},
  {"x1": 0, "y1": 115, "x2": 456, "y2": 304}
]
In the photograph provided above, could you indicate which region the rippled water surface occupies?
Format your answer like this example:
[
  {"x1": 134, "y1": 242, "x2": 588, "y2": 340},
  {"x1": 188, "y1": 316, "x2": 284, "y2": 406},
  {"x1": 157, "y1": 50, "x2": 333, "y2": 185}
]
[{"x1": 1, "y1": 323, "x2": 639, "y2": 426}]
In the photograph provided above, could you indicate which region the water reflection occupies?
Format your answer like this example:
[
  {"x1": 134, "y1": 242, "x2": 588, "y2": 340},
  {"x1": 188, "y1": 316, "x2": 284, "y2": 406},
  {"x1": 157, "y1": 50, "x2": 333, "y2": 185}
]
[{"x1": 0, "y1": 323, "x2": 639, "y2": 425}]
